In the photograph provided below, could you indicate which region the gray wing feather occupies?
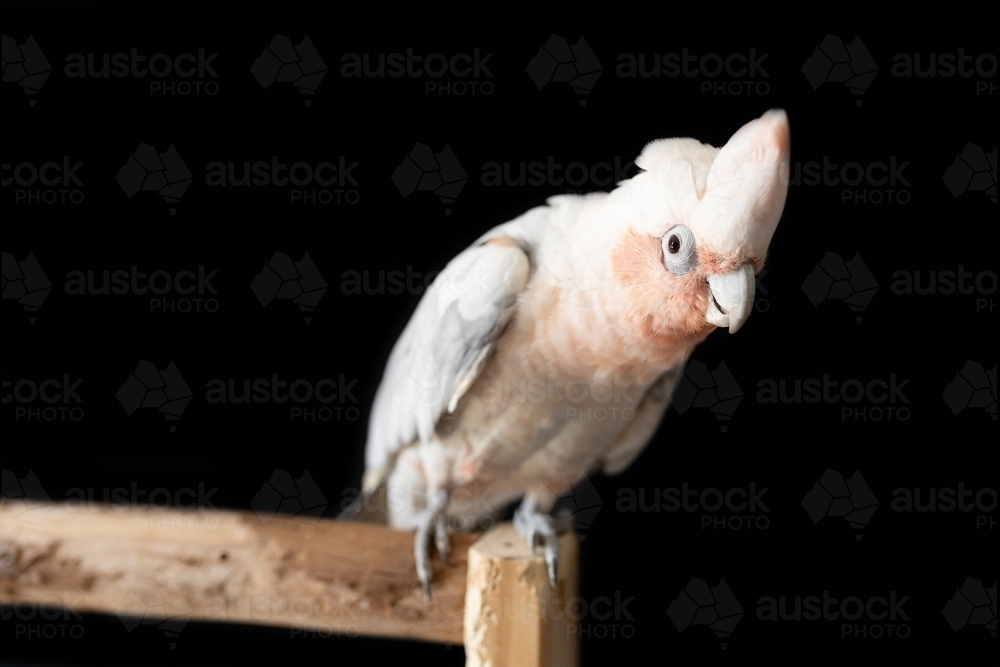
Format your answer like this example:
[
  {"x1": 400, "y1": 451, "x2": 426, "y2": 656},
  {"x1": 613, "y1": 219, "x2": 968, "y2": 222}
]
[{"x1": 363, "y1": 240, "x2": 530, "y2": 492}]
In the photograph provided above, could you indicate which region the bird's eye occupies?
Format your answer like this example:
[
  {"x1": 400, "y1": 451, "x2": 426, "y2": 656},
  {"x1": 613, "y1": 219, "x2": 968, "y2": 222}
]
[
  {"x1": 661, "y1": 225, "x2": 697, "y2": 274},
  {"x1": 667, "y1": 235, "x2": 681, "y2": 254}
]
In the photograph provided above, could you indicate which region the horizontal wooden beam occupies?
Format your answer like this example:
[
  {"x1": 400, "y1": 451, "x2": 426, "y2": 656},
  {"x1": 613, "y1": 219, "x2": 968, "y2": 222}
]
[
  {"x1": 0, "y1": 501, "x2": 579, "y2": 666},
  {"x1": 0, "y1": 501, "x2": 474, "y2": 644}
]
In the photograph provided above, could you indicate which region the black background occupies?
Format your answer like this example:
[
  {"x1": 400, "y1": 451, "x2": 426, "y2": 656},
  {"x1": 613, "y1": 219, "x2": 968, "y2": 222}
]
[{"x1": 2, "y1": 4, "x2": 996, "y2": 666}]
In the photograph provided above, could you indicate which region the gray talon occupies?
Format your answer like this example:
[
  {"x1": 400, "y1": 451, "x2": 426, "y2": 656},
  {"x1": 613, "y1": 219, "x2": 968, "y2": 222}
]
[
  {"x1": 414, "y1": 489, "x2": 450, "y2": 601},
  {"x1": 435, "y1": 518, "x2": 451, "y2": 567},
  {"x1": 514, "y1": 499, "x2": 560, "y2": 589},
  {"x1": 546, "y1": 550, "x2": 558, "y2": 589}
]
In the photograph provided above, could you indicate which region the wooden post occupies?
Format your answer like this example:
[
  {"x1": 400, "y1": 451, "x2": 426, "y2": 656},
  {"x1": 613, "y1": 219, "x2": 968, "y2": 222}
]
[
  {"x1": 464, "y1": 524, "x2": 580, "y2": 667},
  {"x1": 0, "y1": 501, "x2": 579, "y2": 667}
]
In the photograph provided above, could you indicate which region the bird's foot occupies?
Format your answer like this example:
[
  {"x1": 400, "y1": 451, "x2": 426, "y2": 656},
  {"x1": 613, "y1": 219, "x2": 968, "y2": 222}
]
[
  {"x1": 513, "y1": 501, "x2": 559, "y2": 589},
  {"x1": 414, "y1": 489, "x2": 450, "y2": 601}
]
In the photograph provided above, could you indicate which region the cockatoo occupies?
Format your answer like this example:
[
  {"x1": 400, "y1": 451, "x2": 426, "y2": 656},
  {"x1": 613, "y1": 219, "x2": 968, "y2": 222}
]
[{"x1": 347, "y1": 110, "x2": 790, "y2": 598}]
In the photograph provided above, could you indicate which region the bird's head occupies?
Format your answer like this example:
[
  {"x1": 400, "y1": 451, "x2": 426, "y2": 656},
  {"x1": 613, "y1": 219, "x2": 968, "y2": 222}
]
[{"x1": 606, "y1": 109, "x2": 789, "y2": 349}]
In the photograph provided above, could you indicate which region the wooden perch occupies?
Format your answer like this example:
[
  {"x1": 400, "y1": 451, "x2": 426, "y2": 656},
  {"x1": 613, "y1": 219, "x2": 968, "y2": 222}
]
[
  {"x1": 465, "y1": 523, "x2": 579, "y2": 667},
  {"x1": 0, "y1": 502, "x2": 578, "y2": 666}
]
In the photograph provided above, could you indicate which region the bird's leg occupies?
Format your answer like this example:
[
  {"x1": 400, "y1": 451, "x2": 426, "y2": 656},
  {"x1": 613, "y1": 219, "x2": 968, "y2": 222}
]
[
  {"x1": 513, "y1": 493, "x2": 560, "y2": 589},
  {"x1": 435, "y1": 515, "x2": 451, "y2": 567},
  {"x1": 414, "y1": 488, "x2": 449, "y2": 601}
]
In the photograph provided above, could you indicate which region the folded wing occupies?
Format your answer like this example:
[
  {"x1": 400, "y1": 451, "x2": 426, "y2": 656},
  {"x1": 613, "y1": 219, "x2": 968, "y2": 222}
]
[{"x1": 363, "y1": 238, "x2": 531, "y2": 494}]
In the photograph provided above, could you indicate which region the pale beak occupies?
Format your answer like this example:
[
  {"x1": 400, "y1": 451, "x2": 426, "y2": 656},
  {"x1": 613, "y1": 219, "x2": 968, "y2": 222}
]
[{"x1": 706, "y1": 264, "x2": 755, "y2": 334}]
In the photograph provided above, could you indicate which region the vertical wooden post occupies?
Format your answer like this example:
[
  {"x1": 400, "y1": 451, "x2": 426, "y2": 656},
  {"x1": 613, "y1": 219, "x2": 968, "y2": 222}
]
[{"x1": 464, "y1": 524, "x2": 579, "y2": 667}]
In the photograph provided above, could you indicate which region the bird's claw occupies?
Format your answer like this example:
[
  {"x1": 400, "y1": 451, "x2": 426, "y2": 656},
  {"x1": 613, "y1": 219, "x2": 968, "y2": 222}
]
[
  {"x1": 514, "y1": 501, "x2": 560, "y2": 589},
  {"x1": 414, "y1": 489, "x2": 450, "y2": 602},
  {"x1": 435, "y1": 518, "x2": 451, "y2": 567}
]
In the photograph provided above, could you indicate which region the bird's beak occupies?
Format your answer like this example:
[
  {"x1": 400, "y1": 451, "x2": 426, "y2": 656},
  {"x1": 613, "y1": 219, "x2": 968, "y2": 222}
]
[{"x1": 706, "y1": 264, "x2": 755, "y2": 334}]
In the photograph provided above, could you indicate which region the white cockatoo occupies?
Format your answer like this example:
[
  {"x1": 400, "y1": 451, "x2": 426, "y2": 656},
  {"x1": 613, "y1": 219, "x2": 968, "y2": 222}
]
[{"x1": 346, "y1": 110, "x2": 790, "y2": 598}]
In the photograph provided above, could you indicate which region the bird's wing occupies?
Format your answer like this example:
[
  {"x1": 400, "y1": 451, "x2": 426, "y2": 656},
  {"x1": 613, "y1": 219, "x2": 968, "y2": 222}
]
[
  {"x1": 599, "y1": 364, "x2": 685, "y2": 476},
  {"x1": 363, "y1": 236, "x2": 531, "y2": 494}
]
